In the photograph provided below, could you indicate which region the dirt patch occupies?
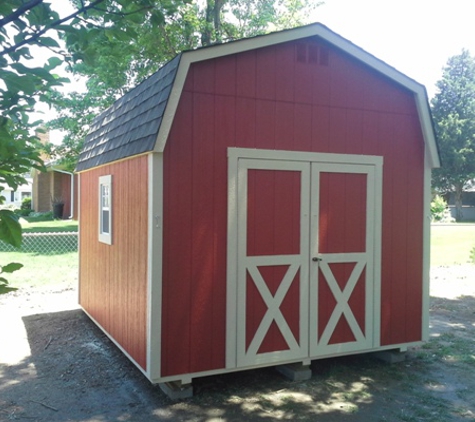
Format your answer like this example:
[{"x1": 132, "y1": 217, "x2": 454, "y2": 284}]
[{"x1": 1, "y1": 266, "x2": 474, "y2": 421}]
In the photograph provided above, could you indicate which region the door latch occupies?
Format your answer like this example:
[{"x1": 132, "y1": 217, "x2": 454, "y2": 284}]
[{"x1": 312, "y1": 256, "x2": 322, "y2": 262}]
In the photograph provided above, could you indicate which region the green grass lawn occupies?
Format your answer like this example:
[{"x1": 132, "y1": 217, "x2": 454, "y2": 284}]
[
  {"x1": 1, "y1": 221, "x2": 473, "y2": 290},
  {"x1": 20, "y1": 218, "x2": 78, "y2": 233},
  {"x1": 0, "y1": 219, "x2": 79, "y2": 289},
  {"x1": 431, "y1": 224, "x2": 475, "y2": 266},
  {"x1": 1, "y1": 251, "x2": 78, "y2": 288}
]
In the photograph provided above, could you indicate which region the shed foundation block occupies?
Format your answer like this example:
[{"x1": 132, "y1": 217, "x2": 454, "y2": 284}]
[
  {"x1": 159, "y1": 381, "x2": 193, "y2": 400},
  {"x1": 373, "y1": 349, "x2": 407, "y2": 364},
  {"x1": 276, "y1": 363, "x2": 312, "y2": 381}
]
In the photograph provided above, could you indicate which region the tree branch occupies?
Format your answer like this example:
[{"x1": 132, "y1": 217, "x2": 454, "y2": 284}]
[
  {"x1": 91, "y1": 5, "x2": 154, "y2": 17},
  {"x1": 75, "y1": 15, "x2": 104, "y2": 29},
  {"x1": 0, "y1": 0, "x2": 106, "y2": 58},
  {"x1": 0, "y1": 0, "x2": 44, "y2": 29}
]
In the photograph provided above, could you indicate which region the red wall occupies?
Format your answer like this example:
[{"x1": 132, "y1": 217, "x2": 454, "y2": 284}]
[
  {"x1": 79, "y1": 155, "x2": 149, "y2": 369},
  {"x1": 161, "y1": 38, "x2": 425, "y2": 376}
]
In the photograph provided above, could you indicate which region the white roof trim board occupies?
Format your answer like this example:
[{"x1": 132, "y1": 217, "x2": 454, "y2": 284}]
[
  {"x1": 78, "y1": 23, "x2": 440, "y2": 172},
  {"x1": 154, "y1": 23, "x2": 439, "y2": 168}
]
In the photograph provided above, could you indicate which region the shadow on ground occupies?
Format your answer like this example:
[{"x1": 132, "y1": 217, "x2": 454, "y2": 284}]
[{"x1": 0, "y1": 296, "x2": 474, "y2": 421}]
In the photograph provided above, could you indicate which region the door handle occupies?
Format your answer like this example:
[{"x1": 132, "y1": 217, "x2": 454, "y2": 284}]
[{"x1": 312, "y1": 256, "x2": 322, "y2": 262}]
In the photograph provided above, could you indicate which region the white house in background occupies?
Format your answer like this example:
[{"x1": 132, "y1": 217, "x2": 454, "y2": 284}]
[
  {"x1": 447, "y1": 181, "x2": 475, "y2": 221},
  {"x1": 0, "y1": 176, "x2": 33, "y2": 207}
]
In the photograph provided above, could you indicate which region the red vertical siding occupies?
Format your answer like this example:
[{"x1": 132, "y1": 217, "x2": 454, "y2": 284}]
[
  {"x1": 318, "y1": 173, "x2": 367, "y2": 254},
  {"x1": 79, "y1": 155, "x2": 148, "y2": 369},
  {"x1": 162, "y1": 93, "x2": 194, "y2": 376},
  {"x1": 161, "y1": 38, "x2": 426, "y2": 376},
  {"x1": 189, "y1": 91, "x2": 216, "y2": 372}
]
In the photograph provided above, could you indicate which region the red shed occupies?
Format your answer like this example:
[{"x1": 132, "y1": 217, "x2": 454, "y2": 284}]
[{"x1": 77, "y1": 23, "x2": 440, "y2": 397}]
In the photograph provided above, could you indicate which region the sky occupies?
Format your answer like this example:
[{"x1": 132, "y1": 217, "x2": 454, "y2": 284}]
[
  {"x1": 46, "y1": 0, "x2": 475, "y2": 99},
  {"x1": 314, "y1": 0, "x2": 475, "y2": 98},
  {"x1": 39, "y1": 0, "x2": 475, "y2": 141}
]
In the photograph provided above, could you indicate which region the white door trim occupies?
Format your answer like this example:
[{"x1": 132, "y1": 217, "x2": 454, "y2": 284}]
[{"x1": 226, "y1": 148, "x2": 383, "y2": 369}]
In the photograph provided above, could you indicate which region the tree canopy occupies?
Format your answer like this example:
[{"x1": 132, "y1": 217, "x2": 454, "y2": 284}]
[
  {"x1": 431, "y1": 50, "x2": 475, "y2": 221},
  {"x1": 47, "y1": 0, "x2": 322, "y2": 169},
  {"x1": 0, "y1": 0, "x2": 73, "y2": 292},
  {"x1": 0, "y1": 0, "x2": 322, "y2": 291},
  {"x1": 0, "y1": 0, "x2": 110, "y2": 292}
]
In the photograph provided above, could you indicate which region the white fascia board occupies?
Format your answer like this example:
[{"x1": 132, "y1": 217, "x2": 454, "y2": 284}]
[
  {"x1": 154, "y1": 23, "x2": 439, "y2": 168},
  {"x1": 414, "y1": 89, "x2": 441, "y2": 169}
]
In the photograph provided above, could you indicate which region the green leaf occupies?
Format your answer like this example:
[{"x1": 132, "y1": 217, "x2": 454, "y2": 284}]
[
  {"x1": 47, "y1": 56, "x2": 63, "y2": 70},
  {"x1": 38, "y1": 36, "x2": 60, "y2": 48},
  {"x1": 0, "y1": 285, "x2": 18, "y2": 295},
  {"x1": 55, "y1": 24, "x2": 79, "y2": 34},
  {"x1": 0, "y1": 210, "x2": 22, "y2": 248},
  {"x1": 2, "y1": 71, "x2": 37, "y2": 95},
  {"x1": 1, "y1": 262, "x2": 23, "y2": 274},
  {"x1": 10, "y1": 62, "x2": 54, "y2": 81}
]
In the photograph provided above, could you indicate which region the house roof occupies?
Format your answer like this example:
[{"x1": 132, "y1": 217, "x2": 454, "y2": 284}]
[
  {"x1": 76, "y1": 55, "x2": 181, "y2": 172},
  {"x1": 77, "y1": 23, "x2": 440, "y2": 172}
]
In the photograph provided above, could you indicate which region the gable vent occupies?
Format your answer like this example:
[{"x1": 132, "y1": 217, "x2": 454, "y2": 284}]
[{"x1": 295, "y1": 43, "x2": 330, "y2": 66}]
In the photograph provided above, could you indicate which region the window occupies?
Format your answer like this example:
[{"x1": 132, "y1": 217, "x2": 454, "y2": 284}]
[{"x1": 99, "y1": 175, "x2": 112, "y2": 244}]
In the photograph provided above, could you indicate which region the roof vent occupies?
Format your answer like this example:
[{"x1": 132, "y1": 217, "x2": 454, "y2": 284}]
[{"x1": 295, "y1": 43, "x2": 329, "y2": 66}]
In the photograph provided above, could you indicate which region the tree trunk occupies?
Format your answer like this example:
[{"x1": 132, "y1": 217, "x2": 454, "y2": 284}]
[
  {"x1": 454, "y1": 183, "x2": 464, "y2": 222},
  {"x1": 201, "y1": 0, "x2": 224, "y2": 46}
]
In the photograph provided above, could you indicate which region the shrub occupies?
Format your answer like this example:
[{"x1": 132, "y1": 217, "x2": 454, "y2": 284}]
[
  {"x1": 21, "y1": 197, "x2": 31, "y2": 210},
  {"x1": 470, "y1": 246, "x2": 475, "y2": 264},
  {"x1": 14, "y1": 208, "x2": 31, "y2": 217},
  {"x1": 26, "y1": 211, "x2": 54, "y2": 222},
  {"x1": 431, "y1": 195, "x2": 454, "y2": 222}
]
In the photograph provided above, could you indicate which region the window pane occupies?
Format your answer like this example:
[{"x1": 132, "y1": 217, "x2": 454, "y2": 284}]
[
  {"x1": 102, "y1": 210, "x2": 110, "y2": 234},
  {"x1": 99, "y1": 175, "x2": 112, "y2": 244},
  {"x1": 102, "y1": 185, "x2": 109, "y2": 208}
]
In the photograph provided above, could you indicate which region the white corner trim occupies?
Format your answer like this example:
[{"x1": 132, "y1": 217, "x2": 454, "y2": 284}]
[
  {"x1": 421, "y1": 150, "x2": 432, "y2": 342},
  {"x1": 147, "y1": 153, "x2": 164, "y2": 380},
  {"x1": 414, "y1": 90, "x2": 440, "y2": 168},
  {"x1": 225, "y1": 151, "x2": 239, "y2": 369},
  {"x1": 77, "y1": 174, "x2": 82, "y2": 304},
  {"x1": 372, "y1": 160, "x2": 383, "y2": 348},
  {"x1": 153, "y1": 23, "x2": 438, "y2": 168}
]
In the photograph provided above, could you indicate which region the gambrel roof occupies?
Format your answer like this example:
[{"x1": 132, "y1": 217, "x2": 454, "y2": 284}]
[
  {"x1": 76, "y1": 55, "x2": 181, "y2": 171},
  {"x1": 77, "y1": 23, "x2": 440, "y2": 172}
]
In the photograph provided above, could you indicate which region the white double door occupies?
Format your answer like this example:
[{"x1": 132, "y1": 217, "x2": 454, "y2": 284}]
[{"x1": 226, "y1": 149, "x2": 382, "y2": 369}]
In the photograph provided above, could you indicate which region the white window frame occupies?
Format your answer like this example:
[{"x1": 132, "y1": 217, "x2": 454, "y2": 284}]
[{"x1": 99, "y1": 175, "x2": 112, "y2": 245}]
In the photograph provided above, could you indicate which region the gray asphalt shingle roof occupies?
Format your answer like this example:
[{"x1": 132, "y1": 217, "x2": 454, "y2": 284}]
[{"x1": 76, "y1": 54, "x2": 181, "y2": 172}]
